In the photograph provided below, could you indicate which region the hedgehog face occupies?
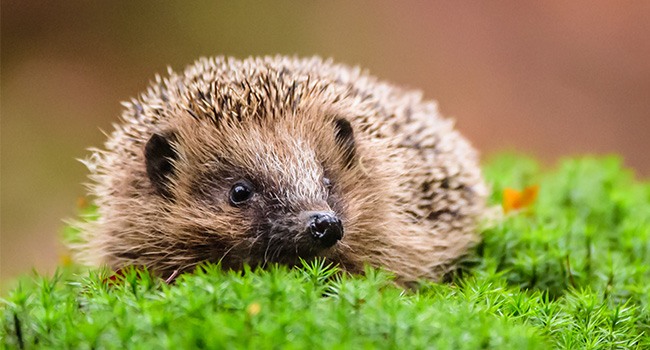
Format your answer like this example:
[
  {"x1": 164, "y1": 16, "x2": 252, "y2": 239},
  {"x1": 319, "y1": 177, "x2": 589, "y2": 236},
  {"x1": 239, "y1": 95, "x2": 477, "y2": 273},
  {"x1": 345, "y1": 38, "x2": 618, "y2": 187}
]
[{"x1": 143, "y1": 115, "x2": 358, "y2": 267}]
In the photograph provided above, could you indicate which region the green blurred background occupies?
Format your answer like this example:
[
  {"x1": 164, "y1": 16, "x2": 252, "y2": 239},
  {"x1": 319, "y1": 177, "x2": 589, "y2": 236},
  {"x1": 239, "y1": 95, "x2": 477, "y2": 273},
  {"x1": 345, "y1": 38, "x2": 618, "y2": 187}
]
[{"x1": 2, "y1": 1, "x2": 649, "y2": 287}]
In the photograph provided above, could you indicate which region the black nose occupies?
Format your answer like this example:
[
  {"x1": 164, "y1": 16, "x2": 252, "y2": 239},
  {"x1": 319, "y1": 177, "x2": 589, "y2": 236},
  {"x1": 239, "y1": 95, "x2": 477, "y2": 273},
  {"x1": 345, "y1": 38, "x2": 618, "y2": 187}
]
[{"x1": 308, "y1": 212, "x2": 344, "y2": 248}]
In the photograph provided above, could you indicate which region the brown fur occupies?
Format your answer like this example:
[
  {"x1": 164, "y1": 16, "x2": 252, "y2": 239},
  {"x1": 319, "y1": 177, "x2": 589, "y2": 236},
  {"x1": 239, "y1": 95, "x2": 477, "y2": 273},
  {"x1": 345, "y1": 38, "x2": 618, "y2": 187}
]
[{"x1": 74, "y1": 56, "x2": 487, "y2": 284}]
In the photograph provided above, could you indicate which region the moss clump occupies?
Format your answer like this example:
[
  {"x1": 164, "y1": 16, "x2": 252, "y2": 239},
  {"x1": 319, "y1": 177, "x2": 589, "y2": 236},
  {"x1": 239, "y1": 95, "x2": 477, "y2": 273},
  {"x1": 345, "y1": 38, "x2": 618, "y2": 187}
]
[{"x1": 2, "y1": 155, "x2": 649, "y2": 349}]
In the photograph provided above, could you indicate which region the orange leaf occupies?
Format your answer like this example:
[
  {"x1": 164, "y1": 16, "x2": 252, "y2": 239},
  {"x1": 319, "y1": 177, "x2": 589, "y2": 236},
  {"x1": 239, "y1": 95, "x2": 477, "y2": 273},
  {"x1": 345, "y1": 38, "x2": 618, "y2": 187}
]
[{"x1": 502, "y1": 185, "x2": 539, "y2": 213}]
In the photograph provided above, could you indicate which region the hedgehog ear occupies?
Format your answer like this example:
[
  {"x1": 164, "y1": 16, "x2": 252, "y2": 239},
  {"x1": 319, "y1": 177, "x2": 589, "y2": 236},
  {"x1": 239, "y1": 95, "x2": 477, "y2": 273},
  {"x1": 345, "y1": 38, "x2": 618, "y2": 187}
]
[
  {"x1": 144, "y1": 132, "x2": 179, "y2": 197},
  {"x1": 333, "y1": 117, "x2": 356, "y2": 168}
]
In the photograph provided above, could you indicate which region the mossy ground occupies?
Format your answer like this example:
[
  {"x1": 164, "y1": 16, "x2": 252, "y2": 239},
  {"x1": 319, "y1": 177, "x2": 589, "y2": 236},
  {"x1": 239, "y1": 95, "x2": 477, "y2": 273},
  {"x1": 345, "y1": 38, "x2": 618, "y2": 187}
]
[{"x1": 2, "y1": 155, "x2": 649, "y2": 349}]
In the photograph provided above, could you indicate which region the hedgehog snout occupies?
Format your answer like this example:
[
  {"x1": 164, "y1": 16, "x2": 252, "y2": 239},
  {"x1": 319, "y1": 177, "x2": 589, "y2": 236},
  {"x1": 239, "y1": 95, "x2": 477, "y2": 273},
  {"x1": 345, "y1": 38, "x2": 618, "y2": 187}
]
[{"x1": 307, "y1": 212, "x2": 344, "y2": 248}]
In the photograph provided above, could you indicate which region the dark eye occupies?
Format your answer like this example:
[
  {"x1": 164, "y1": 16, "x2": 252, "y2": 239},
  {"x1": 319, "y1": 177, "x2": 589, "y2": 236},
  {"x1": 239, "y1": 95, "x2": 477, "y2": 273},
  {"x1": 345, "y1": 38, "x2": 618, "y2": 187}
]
[
  {"x1": 323, "y1": 177, "x2": 332, "y2": 189},
  {"x1": 229, "y1": 180, "x2": 254, "y2": 205}
]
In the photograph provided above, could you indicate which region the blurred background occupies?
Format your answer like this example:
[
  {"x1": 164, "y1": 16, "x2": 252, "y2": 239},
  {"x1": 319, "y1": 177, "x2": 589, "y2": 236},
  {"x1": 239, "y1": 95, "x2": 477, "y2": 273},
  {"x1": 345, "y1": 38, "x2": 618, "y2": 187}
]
[{"x1": 2, "y1": 1, "x2": 649, "y2": 288}]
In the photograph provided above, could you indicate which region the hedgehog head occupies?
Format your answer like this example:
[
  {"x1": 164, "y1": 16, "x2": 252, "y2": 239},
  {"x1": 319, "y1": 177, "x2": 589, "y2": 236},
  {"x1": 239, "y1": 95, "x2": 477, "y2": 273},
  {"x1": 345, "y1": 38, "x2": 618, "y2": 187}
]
[{"x1": 144, "y1": 109, "x2": 372, "y2": 266}]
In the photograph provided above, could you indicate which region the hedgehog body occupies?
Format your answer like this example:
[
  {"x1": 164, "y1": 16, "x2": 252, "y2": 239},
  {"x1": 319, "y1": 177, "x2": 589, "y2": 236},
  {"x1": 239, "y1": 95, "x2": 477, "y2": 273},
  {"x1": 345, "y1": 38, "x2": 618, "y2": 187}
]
[{"x1": 76, "y1": 56, "x2": 487, "y2": 283}]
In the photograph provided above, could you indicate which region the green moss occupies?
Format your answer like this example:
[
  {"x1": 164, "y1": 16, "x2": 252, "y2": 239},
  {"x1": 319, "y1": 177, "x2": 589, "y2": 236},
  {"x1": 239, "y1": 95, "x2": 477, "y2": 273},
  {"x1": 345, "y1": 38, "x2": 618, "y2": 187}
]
[{"x1": 2, "y1": 155, "x2": 649, "y2": 349}]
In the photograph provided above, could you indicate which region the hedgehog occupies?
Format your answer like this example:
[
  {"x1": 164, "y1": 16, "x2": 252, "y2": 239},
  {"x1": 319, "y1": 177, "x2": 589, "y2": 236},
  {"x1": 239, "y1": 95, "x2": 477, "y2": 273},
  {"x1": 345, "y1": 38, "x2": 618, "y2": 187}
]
[{"x1": 75, "y1": 56, "x2": 487, "y2": 284}]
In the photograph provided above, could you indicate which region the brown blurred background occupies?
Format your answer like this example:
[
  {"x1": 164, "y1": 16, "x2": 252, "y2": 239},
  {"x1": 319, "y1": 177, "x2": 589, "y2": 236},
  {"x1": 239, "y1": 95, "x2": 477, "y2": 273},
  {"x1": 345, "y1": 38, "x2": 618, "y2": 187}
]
[{"x1": 2, "y1": 1, "x2": 649, "y2": 288}]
